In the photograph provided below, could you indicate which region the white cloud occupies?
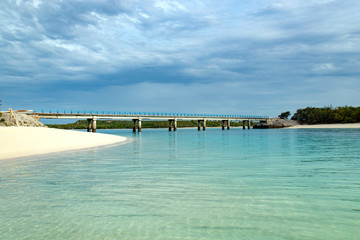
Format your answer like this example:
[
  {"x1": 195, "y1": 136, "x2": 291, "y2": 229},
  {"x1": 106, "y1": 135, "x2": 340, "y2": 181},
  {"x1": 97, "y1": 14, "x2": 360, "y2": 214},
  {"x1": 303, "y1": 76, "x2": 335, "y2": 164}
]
[
  {"x1": 32, "y1": 0, "x2": 42, "y2": 8},
  {"x1": 270, "y1": 0, "x2": 335, "y2": 10},
  {"x1": 312, "y1": 63, "x2": 336, "y2": 73},
  {"x1": 154, "y1": 0, "x2": 186, "y2": 13}
]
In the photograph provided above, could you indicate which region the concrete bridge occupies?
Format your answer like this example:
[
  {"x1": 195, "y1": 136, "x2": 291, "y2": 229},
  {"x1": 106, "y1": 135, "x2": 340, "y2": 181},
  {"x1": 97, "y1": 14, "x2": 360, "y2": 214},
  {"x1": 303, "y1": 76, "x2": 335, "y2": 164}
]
[{"x1": 30, "y1": 109, "x2": 269, "y2": 133}]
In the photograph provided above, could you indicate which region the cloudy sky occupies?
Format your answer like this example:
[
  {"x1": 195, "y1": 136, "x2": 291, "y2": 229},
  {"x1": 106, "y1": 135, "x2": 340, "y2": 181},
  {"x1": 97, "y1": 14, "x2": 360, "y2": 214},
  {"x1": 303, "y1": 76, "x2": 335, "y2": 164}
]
[{"x1": 1, "y1": 0, "x2": 359, "y2": 117}]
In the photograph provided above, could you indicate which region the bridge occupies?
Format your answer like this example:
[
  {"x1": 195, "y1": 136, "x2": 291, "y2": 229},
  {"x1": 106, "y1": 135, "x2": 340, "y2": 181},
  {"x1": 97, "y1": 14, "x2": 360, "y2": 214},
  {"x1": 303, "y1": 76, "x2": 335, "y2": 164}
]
[{"x1": 30, "y1": 109, "x2": 269, "y2": 133}]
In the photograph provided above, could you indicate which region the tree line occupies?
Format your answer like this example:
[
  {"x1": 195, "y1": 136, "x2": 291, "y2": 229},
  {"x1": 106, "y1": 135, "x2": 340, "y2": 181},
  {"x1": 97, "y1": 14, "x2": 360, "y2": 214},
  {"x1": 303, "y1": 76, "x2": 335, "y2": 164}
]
[{"x1": 291, "y1": 106, "x2": 360, "y2": 124}]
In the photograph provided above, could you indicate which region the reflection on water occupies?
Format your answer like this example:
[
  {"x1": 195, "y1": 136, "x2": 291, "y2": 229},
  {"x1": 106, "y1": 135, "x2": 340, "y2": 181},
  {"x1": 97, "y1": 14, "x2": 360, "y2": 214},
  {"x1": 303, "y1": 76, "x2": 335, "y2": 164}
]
[{"x1": 0, "y1": 128, "x2": 360, "y2": 239}]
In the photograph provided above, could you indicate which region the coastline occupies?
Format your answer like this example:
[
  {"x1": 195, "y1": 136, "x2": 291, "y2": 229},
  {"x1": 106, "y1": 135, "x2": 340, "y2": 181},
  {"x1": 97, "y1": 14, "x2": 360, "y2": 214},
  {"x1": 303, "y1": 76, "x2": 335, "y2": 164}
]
[
  {"x1": 0, "y1": 127, "x2": 127, "y2": 160},
  {"x1": 287, "y1": 123, "x2": 360, "y2": 129}
]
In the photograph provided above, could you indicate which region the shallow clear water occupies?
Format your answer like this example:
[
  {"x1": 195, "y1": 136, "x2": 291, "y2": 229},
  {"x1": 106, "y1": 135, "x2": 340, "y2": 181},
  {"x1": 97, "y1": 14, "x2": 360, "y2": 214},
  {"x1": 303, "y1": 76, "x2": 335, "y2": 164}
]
[{"x1": 1, "y1": 128, "x2": 360, "y2": 239}]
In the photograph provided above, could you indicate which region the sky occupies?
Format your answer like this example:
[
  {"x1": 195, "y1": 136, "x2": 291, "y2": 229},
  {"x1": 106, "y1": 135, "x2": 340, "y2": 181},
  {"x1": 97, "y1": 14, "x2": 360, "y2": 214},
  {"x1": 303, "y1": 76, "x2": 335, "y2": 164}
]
[{"x1": 1, "y1": 0, "x2": 359, "y2": 117}]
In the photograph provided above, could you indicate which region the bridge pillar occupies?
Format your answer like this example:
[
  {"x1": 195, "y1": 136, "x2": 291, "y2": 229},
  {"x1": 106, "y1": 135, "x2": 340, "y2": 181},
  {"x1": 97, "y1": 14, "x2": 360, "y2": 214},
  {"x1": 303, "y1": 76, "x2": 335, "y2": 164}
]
[
  {"x1": 87, "y1": 119, "x2": 92, "y2": 132},
  {"x1": 174, "y1": 119, "x2": 177, "y2": 131},
  {"x1": 168, "y1": 119, "x2": 177, "y2": 131},
  {"x1": 197, "y1": 120, "x2": 201, "y2": 131},
  {"x1": 168, "y1": 120, "x2": 172, "y2": 131},
  {"x1": 247, "y1": 120, "x2": 250, "y2": 129},
  {"x1": 138, "y1": 119, "x2": 142, "y2": 132},
  {"x1": 222, "y1": 120, "x2": 225, "y2": 130},
  {"x1": 132, "y1": 119, "x2": 137, "y2": 132},
  {"x1": 227, "y1": 120, "x2": 230, "y2": 130},
  {"x1": 92, "y1": 118, "x2": 97, "y2": 132},
  {"x1": 243, "y1": 120, "x2": 246, "y2": 130},
  {"x1": 203, "y1": 120, "x2": 206, "y2": 131}
]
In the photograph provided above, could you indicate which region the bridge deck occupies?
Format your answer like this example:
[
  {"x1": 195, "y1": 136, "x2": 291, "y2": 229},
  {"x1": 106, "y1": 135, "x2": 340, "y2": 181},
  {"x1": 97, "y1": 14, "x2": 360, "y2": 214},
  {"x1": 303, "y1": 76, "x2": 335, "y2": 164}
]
[
  {"x1": 30, "y1": 109, "x2": 269, "y2": 132},
  {"x1": 31, "y1": 109, "x2": 269, "y2": 121}
]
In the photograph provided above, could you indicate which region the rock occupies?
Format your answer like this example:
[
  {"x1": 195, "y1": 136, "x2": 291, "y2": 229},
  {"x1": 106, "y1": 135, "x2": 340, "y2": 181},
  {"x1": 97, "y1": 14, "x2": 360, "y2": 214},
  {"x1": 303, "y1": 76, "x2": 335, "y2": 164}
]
[
  {"x1": 0, "y1": 112, "x2": 47, "y2": 127},
  {"x1": 253, "y1": 118, "x2": 299, "y2": 129}
]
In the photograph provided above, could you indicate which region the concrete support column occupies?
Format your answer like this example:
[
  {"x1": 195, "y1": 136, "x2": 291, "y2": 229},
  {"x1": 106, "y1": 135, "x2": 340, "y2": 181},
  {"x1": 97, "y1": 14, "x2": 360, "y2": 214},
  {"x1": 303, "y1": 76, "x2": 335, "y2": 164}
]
[
  {"x1": 87, "y1": 119, "x2": 92, "y2": 132},
  {"x1": 222, "y1": 120, "x2": 225, "y2": 130},
  {"x1": 227, "y1": 120, "x2": 230, "y2": 130},
  {"x1": 168, "y1": 120, "x2": 172, "y2": 131},
  {"x1": 197, "y1": 120, "x2": 201, "y2": 131},
  {"x1": 132, "y1": 119, "x2": 137, "y2": 133},
  {"x1": 247, "y1": 120, "x2": 250, "y2": 129},
  {"x1": 203, "y1": 120, "x2": 206, "y2": 131},
  {"x1": 174, "y1": 119, "x2": 177, "y2": 131},
  {"x1": 138, "y1": 119, "x2": 142, "y2": 132},
  {"x1": 92, "y1": 118, "x2": 97, "y2": 132},
  {"x1": 243, "y1": 120, "x2": 246, "y2": 130}
]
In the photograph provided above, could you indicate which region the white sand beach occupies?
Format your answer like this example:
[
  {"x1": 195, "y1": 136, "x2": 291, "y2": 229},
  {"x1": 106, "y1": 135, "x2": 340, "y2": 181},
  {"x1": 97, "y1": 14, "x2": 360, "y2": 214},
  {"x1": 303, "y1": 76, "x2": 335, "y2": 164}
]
[
  {"x1": 288, "y1": 123, "x2": 360, "y2": 129},
  {"x1": 0, "y1": 127, "x2": 127, "y2": 160}
]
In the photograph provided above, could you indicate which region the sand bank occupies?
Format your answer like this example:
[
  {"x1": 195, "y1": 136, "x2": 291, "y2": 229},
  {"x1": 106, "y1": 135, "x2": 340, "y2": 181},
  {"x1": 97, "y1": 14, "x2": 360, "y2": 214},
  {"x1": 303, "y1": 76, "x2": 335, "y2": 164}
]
[
  {"x1": 0, "y1": 127, "x2": 127, "y2": 160},
  {"x1": 287, "y1": 123, "x2": 360, "y2": 129}
]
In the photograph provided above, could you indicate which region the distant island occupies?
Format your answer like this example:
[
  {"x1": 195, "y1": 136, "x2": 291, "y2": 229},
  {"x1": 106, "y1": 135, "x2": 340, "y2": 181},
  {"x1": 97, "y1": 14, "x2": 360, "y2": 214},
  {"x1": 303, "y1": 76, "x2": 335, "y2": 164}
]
[
  {"x1": 254, "y1": 106, "x2": 360, "y2": 129},
  {"x1": 291, "y1": 106, "x2": 360, "y2": 124}
]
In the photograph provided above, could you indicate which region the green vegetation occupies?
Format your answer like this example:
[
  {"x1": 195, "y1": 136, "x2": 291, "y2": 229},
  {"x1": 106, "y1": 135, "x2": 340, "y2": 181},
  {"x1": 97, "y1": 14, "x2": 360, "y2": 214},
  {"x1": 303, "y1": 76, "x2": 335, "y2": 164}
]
[
  {"x1": 292, "y1": 106, "x2": 360, "y2": 124},
  {"x1": 47, "y1": 120, "x2": 253, "y2": 129},
  {"x1": 278, "y1": 111, "x2": 291, "y2": 119}
]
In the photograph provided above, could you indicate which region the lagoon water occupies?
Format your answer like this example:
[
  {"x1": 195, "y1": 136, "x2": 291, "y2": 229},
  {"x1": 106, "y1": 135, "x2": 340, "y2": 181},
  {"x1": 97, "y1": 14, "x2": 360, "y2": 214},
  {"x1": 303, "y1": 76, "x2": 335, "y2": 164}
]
[{"x1": 1, "y1": 128, "x2": 359, "y2": 239}]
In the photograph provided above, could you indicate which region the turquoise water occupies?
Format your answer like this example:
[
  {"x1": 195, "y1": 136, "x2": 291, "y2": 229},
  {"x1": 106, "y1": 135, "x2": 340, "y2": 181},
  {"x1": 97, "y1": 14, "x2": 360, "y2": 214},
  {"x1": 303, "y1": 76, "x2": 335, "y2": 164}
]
[{"x1": 1, "y1": 128, "x2": 359, "y2": 239}]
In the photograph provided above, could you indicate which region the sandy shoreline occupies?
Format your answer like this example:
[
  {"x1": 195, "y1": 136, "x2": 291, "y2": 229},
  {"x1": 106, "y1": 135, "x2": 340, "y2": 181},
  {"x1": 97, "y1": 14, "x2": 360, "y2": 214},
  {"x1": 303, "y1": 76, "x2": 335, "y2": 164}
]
[
  {"x1": 0, "y1": 127, "x2": 127, "y2": 160},
  {"x1": 287, "y1": 123, "x2": 360, "y2": 129}
]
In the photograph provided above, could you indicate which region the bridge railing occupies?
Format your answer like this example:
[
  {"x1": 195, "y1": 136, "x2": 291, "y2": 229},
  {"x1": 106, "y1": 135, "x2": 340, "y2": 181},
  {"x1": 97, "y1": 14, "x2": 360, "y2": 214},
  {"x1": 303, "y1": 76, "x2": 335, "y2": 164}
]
[{"x1": 32, "y1": 109, "x2": 269, "y2": 119}]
